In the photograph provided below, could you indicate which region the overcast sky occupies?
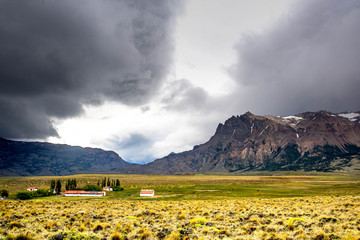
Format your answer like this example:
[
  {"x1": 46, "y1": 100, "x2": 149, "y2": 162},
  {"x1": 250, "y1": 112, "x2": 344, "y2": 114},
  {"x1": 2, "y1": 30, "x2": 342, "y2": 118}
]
[{"x1": 1, "y1": 0, "x2": 359, "y2": 163}]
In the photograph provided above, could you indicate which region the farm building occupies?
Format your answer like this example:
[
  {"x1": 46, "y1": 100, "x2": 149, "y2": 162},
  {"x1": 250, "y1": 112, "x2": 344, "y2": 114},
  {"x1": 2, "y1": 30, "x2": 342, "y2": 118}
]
[
  {"x1": 27, "y1": 187, "x2": 37, "y2": 191},
  {"x1": 103, "y1": 186, "x2": 113, "y2": 191},
  {"x1": 140, "y1": 189, "x2": 154, "y2": 197},
  {"x1": 64, "y1": 191, "x2": 106, "y2": 197}
]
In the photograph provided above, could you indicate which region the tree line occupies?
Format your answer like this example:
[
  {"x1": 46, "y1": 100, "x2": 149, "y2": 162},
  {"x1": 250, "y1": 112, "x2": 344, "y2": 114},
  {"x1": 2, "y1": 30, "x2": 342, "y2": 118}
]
[
  {"x1": 13, "y1": 177, "x2": 123, "y2": 200},
  {"x1": 98, "y1": 177, "x2": 119, "y2": 187}
]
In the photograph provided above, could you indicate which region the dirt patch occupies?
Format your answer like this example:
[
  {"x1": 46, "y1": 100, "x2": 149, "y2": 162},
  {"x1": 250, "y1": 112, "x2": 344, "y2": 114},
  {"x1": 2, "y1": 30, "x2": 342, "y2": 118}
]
[
  {"x1": 151, "y1": 194, "x2": 184, "y2": 198},
  {"x1": 267, "y1": 177, "x2": 313, "y2": 181},
  {"x1": 194, "y1": 190, "x2": 220, "y2": 192}
]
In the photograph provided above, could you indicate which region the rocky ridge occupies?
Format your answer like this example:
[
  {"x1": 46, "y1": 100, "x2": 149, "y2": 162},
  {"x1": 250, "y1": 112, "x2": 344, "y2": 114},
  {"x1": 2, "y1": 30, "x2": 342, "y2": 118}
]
[{"x1": 121, "y1": 110, "x2": 360, "y2": 174}]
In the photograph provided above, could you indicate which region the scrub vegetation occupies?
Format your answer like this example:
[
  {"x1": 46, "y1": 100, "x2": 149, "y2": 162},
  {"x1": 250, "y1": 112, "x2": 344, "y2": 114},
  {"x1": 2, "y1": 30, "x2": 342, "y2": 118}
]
[{"x1": 0, "y1": 173, "x2": 359, "y2": 239}]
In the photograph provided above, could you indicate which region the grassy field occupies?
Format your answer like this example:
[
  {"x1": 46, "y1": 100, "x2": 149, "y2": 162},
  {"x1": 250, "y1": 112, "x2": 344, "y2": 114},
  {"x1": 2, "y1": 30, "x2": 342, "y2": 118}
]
[
  {"x1": 1, "y1": 173, "x2": 360, "y2": 239},
  {"x1": 1, "y1": 172, "x2": 360, "y2": 200}
]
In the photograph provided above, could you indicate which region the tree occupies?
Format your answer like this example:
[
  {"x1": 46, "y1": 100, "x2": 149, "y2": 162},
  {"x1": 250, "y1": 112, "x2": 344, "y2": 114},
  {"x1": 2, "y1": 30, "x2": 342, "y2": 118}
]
[
  {"x1": 102, "y1": 177, "x2": 106, "y2": 187},
  {"x1": 0, "y1": 189, "x2": 9, "y2": 198},
  {"x1": 50, "y1": 180, "x2": 55, "y2": 190},
  {"x1": 72, "y1": 179, "x2": 77, "y2": 189},
  {"x1": 55, "y1": 180, "x2": 62, "y2": 194},
  {"x1": 107, "y1": 178, "x2": 110, "y2": 187},
  {"x1": 116, "y1": 179, "x2": 120, "y2": 186},
  {"x1": 66, "y1": 179, "x2": 77, "y2": 190},
  {"x1": 65, "y1": 180, "x2": 70, "y2": 190}
]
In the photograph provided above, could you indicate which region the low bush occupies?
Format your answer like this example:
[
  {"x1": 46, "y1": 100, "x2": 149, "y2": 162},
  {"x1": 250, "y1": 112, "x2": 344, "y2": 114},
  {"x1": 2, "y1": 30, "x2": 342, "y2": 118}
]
[
  {"x1": 15, "y1": 191, "x2": 32, "y2": 200},
  {"x1": 112, "y1": 186, "x2": 124, "y2": 191},
  {"x1": 33, "y1": 189, "x2": 51, "y2": 197},
  {"x1": 0, "y1": 189, "x2": 9, "y2": 198},
  {"x1": 81, "y1": 185, "x2": 102, "y2": 191}
]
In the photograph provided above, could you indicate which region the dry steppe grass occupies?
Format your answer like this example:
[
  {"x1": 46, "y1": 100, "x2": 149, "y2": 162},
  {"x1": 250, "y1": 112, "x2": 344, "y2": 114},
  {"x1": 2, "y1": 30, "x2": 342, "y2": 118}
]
[{"x1": 1, "y1": 196, "x2": 360, "y2": 239}]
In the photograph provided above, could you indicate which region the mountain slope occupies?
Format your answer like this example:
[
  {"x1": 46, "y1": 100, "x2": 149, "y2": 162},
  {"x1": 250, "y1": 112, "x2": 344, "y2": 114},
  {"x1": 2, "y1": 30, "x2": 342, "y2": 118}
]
[
  {"x1": 0, "y1": 138, "x2": 130, "y2": 176},
  {"x1": 121, "y1": 110, "x2": 360, "y2": 174}
]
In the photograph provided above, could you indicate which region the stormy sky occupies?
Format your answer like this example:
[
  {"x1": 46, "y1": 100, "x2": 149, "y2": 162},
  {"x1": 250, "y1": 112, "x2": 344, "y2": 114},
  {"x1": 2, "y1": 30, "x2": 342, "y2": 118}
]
[{"x1": 1, "y1": 0, "x2": 359, "y2": 163}]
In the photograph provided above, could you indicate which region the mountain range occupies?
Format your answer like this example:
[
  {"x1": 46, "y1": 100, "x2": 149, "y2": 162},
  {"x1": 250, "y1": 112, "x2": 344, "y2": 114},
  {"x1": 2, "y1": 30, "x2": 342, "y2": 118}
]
[
  {"x1": 0, "y1": 110, "x2": 360, "y2": 176},
  {"x1": 0, "y1": 138, "x2": 130, "y2": 176},
  {"x1": 119, "y1": 110, "x2": 360, "y2": 174}
]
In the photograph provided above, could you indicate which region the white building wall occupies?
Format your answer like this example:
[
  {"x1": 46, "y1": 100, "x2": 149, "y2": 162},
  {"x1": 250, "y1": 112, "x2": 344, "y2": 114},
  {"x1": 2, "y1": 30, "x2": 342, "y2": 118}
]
[
  {"x1": 65, "y1": 192, "x2": 105, "y2": 197},
  {"x1": 140, "y1": 193, "x2": 154, "y2": 197}
]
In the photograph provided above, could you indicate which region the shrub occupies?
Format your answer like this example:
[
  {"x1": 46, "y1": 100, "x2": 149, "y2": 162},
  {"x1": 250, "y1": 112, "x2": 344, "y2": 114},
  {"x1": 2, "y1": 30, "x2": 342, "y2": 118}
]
[
  {"x1": 110, "y1": 233, "x2": 125, "y2": 240},
  {"x1": 16, "y1": 191, "x2": 32, "y2": 200},
  {"x1": 93, "y1": 224, "x2": 103, "y2": 232},
  {"x1": 14, "y1": 234, "x2": 33, "y2": 240},
  {"x1": 77, "y1": 225, "x2": 86, "y2": 232},
  {"x1": 82, "y1": 185, "x2": 102, "y2": 191},
  {"x1": 8, "y1": 221, "x2": 24, "y2": 229},
  {"x1": 165, "y1": 231, "x2": 181, "y2": 240},
  {"x1": 178, "y1": 213, "x2": 186, "y2": 220},
  {"x1": 113, "y1": 186, "x2": 124, "y2": 191},
  {"x1": 189, "y1": 218, "x2": 208, "y2": 225},
  {"x1": 33, "y1": 189, "x2": 49, "y2": 197},
  {"x1": 49, "y1": 231, "x2": 100, "y2": 240},
  {"x1": 0, "y1": 189, "x2": 9, "y2": 198},
  {"x1": 139, "y1": 228, "x2": 152, "y2": 240}
]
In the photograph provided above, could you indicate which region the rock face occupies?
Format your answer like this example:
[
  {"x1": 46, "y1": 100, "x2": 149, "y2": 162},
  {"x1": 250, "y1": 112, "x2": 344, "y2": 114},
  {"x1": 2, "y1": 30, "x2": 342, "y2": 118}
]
[
  {"x1": 122, "y1": 111, "x2": 360, "y2": 174},
  {"x1": 0, "y1": 138, "x2": 130, "y2": 176}
]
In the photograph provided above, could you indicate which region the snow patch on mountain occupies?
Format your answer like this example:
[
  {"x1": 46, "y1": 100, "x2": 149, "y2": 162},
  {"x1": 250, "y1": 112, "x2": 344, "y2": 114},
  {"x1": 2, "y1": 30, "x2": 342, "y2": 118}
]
[{"x1": 338, "y1": 112, "x2": 360, "y2": 121}]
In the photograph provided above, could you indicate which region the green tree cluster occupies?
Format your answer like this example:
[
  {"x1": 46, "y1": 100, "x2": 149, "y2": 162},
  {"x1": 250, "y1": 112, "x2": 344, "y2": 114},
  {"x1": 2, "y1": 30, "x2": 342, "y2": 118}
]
[
  {"x1": 50, "y1": 179, "x2": 62, "y2": 194},
  {"x1": 97, "y1": 177, "x2": 121, "y2": 188},
  {"x1": 50, "y1": 180, "x2": 55, "y2": 190},
  {"x1": 81, "y1": 184, "x2": 102, "y2": 191},
  {"x1": 65, "y1": 179, "x2": 77, "y2": 190}
]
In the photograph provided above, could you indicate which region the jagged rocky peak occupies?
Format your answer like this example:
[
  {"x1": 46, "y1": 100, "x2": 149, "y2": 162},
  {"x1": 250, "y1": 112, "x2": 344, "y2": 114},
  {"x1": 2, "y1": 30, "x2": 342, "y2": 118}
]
[{"x1": 124, "y1": 110, "x2": 360, "y2": 174}]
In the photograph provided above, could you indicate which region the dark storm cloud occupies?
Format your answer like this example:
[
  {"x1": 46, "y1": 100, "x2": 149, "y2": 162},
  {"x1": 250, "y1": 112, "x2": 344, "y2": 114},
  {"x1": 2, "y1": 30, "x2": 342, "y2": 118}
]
[
  {"x1": 230, "y1": 0, "x2": 360, "y2": 115},
  {"x1": 0, "y1": 0, "x2": 181, "y2": 139},
  {"x1": 0, "y1": 98, "x2": 58, "y2": 139}
]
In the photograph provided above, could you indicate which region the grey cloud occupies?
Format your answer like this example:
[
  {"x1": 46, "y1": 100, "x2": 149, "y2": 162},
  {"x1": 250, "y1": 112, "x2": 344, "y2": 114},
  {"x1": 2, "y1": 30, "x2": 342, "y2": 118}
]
[
  {"x1": 140, "y1": 106, "x2": 151, "y2": 113},
  {"x1": 0, "y1": 0, "x2": 181, "y2": 139},
  {"x1": 230, "y1": 0, "x2": 360, "y2": 115},
  {"x1": 107, "y1": 133, "x2": 154, "y2": 163},
  {"x1": 117, "y1": 133, "x2": 151, "y2": 149},
  {"x1": 162, "y1": 79, "x2": 209, "y2": 112}
]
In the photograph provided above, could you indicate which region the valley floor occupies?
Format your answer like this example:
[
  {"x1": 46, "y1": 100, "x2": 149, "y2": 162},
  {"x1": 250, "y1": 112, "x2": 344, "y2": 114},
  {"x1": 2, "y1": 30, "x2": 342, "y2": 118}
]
[{"x1": 0, "y1": 173, "x2": 360, "y2": 239}]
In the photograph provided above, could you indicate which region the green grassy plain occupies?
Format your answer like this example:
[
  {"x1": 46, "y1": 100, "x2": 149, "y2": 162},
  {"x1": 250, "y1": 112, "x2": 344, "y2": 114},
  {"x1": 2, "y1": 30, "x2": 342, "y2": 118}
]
[{"x1": 1, "y1": 172, "x2": 360, "y2": 200}]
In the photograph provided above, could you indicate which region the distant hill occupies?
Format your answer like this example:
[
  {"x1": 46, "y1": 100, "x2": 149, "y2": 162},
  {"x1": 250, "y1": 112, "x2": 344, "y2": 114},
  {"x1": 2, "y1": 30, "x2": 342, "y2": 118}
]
[
  {"x1": 119, "y1": 110, "x2": 360, "y2": 174},
  {"x1": 0, "y1": 138, "x2": 130, "y2": 176}
]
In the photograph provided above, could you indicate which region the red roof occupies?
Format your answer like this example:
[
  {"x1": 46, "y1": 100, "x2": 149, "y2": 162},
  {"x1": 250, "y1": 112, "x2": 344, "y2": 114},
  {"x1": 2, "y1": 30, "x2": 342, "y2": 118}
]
[
  {"x1": 65, "y1": 191, "x2": 103, "y2": 194},
  {"x1": 27, "y1": 187, "x2": 37, "y2": 189},
  {"x1": 140, "y1": 190, "x2": 154, "y2": 194}
]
